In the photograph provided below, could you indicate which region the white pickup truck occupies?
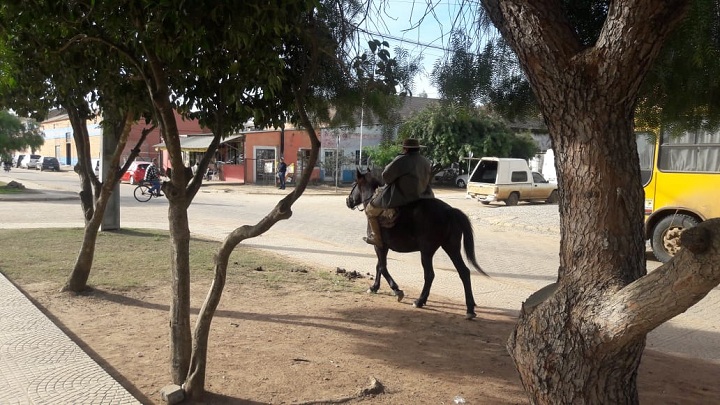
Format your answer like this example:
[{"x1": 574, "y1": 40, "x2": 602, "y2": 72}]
[{"x1": 466, "y1": 157, "x2": 558, "y2": 206}]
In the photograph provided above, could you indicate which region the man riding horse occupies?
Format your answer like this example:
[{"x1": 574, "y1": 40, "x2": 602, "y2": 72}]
[{"x1": 363, "y1": 138, "x2": 434, "y2": 247}]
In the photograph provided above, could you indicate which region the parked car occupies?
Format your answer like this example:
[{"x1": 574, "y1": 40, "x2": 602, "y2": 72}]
[
  {"x1": 13, "y1": 154, "x2": 24, "y2": 167},
  {"x1": 433, "y1": 163, "x2": 461, "y2": 185},
  {"x1": 37, "y1": 156, "x2": 60, "y2": 171},
  {"x1": 72, "y1": 158, "x2": 102, "y2": 176},
  {"x1": 455, "y1": 173, "x2": 469, "y2": 188},
  {"x1": 120, "y1": 161, "x2": 150, "y2": 184},
  {"x1": 466, "y1": 157, "x2": 558, "y2": 206},
  {"x1": 21, "y1": 154, "x2": 41, "y2": 169}
]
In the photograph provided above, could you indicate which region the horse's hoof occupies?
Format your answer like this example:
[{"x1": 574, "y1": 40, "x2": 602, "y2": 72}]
[
  {"x1": 367, "y1": 288, "x2": 378, "y2": 294},
  {"x1": 465, "y1": 312, "x2": 477, "y2": 320},
  {"x1": 413, "y1": 299, "x2": 424, "y2": 308},
  {"x1": 394, "y1": 290, "x2": 404, "y2": 302}
]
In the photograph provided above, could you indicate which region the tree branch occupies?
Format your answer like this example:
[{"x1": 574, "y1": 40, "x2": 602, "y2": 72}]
[
  {"x1": 598, "y1": 218, "x2": 720, "y2": 347},
  {"x1": 588, "y1": 0, "x2": 691, "y2": 99}
]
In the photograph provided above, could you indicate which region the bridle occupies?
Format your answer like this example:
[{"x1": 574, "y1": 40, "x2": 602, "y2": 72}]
[{"x1": 347, "y1": 181, "x2": 374, "y2": 211}]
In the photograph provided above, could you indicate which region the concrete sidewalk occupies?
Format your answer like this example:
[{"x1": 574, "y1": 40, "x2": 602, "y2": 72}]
[
  {"x1": 0, "y1": 273, "x2": 140, "y2": 404},
  {"x1": 1, "y1": 174, "x2": 140, "y2": 403}
]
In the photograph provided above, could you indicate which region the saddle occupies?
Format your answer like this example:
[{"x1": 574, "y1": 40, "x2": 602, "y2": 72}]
[{"x1": 377, "y1": 208, "x2": 399, "y2": 228}]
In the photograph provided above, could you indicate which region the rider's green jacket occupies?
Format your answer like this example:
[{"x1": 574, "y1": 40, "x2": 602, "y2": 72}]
[{"x1": 373, "y1": 151, "x2": 434, "y2": 209}]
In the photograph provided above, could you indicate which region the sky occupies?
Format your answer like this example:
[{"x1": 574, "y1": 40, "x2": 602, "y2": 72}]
[{"x1": 357, "y1": 0, "x2": 478, "y2": 99}]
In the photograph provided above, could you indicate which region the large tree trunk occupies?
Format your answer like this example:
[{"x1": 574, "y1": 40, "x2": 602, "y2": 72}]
[
  {"x1": 480, "y1": 1, "x2": 700, "y2": 403},
  {"x1": 508, "y1": 108, "x2": 647, "y2": 402}
]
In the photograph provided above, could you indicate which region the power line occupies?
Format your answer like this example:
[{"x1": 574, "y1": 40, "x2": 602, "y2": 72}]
[{"x1": 356, "y1": 27, "x2": 450, "y2": 52}]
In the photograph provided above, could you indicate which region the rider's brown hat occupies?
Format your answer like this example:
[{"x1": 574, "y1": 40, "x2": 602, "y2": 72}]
[{"x1": 402, "y1": 138, "x2": 424, "y2": 149}]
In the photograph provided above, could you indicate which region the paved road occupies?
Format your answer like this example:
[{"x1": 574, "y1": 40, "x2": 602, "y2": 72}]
[{"x1": 2, "y1": 169, "x2": 719, "y2": 364}]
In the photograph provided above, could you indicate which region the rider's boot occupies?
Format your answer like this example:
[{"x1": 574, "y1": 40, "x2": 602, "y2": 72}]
[{"x1": 363, "y1": 217, "x2": 383, "y2": 247}]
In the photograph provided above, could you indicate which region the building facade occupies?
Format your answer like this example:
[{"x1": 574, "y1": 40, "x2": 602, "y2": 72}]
[{"x1": 32, "y1": 110, "x2": 206, "y2": 170}]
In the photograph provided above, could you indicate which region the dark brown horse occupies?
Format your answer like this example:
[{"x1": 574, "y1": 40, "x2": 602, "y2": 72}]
[{"x1": 346, "y1": 169, "x2": 488, "y2": 319}]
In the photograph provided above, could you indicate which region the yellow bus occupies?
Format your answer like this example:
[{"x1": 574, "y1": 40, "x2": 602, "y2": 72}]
[{"x1": 637, "y1": 129, "x2": 720, "y2": 262}]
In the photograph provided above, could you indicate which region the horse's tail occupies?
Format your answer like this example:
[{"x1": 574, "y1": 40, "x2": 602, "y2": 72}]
[{"x1": 453, "y1": 208, "x2": 489, "y2": 277}]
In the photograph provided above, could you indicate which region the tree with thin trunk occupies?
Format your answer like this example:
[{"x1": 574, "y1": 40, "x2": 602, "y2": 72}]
[
  {"x1": 475, "y1": 1, "x2": 720, "y2": 403},
  {"x1": 0, "y1": 5, "x2": 157, "y2": 292},
  {"x1": 12, "y1": 1, "x2": 415, "y2": 400}
]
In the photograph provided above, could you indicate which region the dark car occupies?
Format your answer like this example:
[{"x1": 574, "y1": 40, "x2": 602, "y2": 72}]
[{"x1": 38, "y1": 156, "x2": 60, "y2": 171}]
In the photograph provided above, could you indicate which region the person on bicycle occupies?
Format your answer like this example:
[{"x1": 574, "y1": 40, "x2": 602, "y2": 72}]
[
  {"x1": 144, "y1": 158, "x2": 163, "y2": 197},
  {"x1": 362, "y1": 138, "x2": 434, "y2": 247}
]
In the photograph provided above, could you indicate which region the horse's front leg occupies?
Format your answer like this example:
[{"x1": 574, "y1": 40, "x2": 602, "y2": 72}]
[
  {"x1": 413, "y1": 250, "x2": 436, "y2": 309},
  {"x1": 367, "y1": 247, "x2": 404, "y2": 302}
]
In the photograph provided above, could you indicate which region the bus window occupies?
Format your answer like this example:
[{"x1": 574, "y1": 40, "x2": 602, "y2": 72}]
[
  {"x1": 636, "y1": 132, "x2": 655, "y2": 186},
  {"x1": 658, "y1": 129, "x2": 720, "y2": 172}
]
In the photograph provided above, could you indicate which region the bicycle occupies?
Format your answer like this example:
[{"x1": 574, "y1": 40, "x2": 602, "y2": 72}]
[{"x1": 133, "y1": 180, "x2": 163, "y2": 202}]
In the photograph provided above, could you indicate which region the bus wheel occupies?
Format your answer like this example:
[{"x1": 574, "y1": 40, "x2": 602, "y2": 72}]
[{"x1": 651, "y1": 214, "x2": 699, "y2": 263}]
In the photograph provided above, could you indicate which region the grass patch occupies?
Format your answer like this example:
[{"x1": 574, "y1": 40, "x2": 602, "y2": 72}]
[
  {"x1": 0, "y1": 228, "x2": 360, "y2": 293},
  {"x1": 0, "y1": 181, "x2": 25, "y2": 194}
]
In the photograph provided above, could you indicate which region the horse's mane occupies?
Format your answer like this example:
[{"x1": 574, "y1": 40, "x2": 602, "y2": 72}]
[
  {"x1": 367, "y1": 174, "x2": 383, "y2": 189},
  {"x1": 358, "y1": 170, "x2": 384, "y2": 189}
]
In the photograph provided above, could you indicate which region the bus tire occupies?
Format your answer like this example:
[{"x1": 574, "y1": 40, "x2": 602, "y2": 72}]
[{"x1": 651, "y1": 214, "x2": 699, "y2": 263}]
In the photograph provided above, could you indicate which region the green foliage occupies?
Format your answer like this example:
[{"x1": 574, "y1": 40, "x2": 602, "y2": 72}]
[
  {"x1": 318, "y1": 37, "x2": 421, "y2": 131},
  {"x1": 397, "y1": 103, "x2": 522, "y2": 171},
  {"x1": 0, "y1": 110, "x2": 44, "y2": 158},
  {"x1": 508, "y1": 132, "x2": 539, "y2": 160},
  {"x1": 431, "y1": 32, "x2": 492, "y2": 107},
  {"x1": 0, "y1": 0, "x2": 416, "y2": 138},
  {"x1": 445, "y1": 0, "x2": 720, "y2": 131},
  {"x1": 637, "y1": 0, "x2": 720, "y2": 132},
  {"x1": 0, "y1": 181, "x2": 24, "y2": 194},
  {"x1": 431, "y1": 33, "x2": 539, "y2": 119},
  {"x1": 0, "y1": 42, "x2": 16, "y2": 89},
  {"x1": 364, "y1": 141, "x2": 402, "y2": 168}
]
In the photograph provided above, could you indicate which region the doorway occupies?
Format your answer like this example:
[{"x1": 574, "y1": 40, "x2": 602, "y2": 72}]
[{"x1": 254, "y1": 147, "x2": 276, "y2": 184}]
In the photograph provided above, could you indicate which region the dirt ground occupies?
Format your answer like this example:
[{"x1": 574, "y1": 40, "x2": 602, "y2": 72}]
[{"x1": 20, "y1": 274, "x2": 720, "y2": 405}]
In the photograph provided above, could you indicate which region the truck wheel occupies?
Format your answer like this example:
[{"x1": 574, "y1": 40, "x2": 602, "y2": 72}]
[
  {"x1": 505, "y1": 192, "x2": 519, "y2": 206},
  {"x1": 545, "y1": 190, "x2": 559, "y2": 204},
  {"x1": 651, "y1": 214, "x2": 699, "y2": 263}
]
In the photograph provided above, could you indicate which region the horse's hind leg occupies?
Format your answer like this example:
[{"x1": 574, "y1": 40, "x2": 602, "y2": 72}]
[
  {"x1": 444, "y1": 245, "x2": 477, "y2": 320},
  {"x1": 368, "y1": 247, "x2": 404, "y2": 301},
  {"x1": 413, "y1": 250, "x2": 437, "y2": 309}
]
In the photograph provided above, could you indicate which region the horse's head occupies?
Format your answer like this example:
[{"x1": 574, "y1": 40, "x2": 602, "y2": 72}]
[{"x1": 345, "y1": 168, "x2": 378, "y2": 210}]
